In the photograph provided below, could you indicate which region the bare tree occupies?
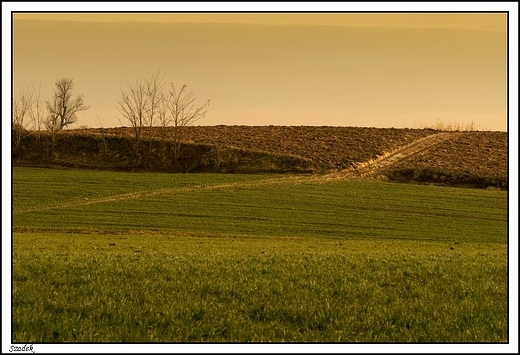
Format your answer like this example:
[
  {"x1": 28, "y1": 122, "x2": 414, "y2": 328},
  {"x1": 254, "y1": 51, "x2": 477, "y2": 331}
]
[
  {"x1": 144, "y1": 71, "x2": 165, "y2": 162},
  {"x1": 158, "y1": 91, "x2": 171, "y2": 141},
  {"x1": 118, "y1": 76, "x2": 150, "y2": 162},
  {"x1": 168, "y1": 84, "x2": 210, "y2": 164},
  {"x1": 46, "y1": 78, "x2": 89, "y2": 131},
  {"x1": 29, "y1": 84, "x2": 46, "y2": 149},
  {"x1": 145, "y1": 71, "x2": 165, "y2": 130},
  {"x1": 29, "y1": 84, "x2": 45, "y2": 132},
  {"x1": 118, "y1": 73, "x2": 210, "y2": 169},
  {"x1": 156, "y1": 91, "x2": 172, "y2": 165},
  {"x1": 12, "y1": 87, "x2": 34, "y2": 152}
]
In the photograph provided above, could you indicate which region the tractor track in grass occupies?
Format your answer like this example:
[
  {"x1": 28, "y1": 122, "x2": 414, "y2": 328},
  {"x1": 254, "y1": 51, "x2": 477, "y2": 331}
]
[
  {"x1": 13, "y1": 176, "x2": 308, "y2": 215},
  {"x1": 14, "y1": 133, "x2": 460, "y2": 215}
]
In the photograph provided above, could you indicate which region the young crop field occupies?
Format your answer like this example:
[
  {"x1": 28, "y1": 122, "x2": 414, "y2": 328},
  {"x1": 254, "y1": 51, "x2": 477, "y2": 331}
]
[{"x1": 11, "y1": 167, "x2": 508, "y2": 343}]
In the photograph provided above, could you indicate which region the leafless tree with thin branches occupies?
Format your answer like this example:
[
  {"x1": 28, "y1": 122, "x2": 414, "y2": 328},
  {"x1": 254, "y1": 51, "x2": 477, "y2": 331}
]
[
  {"x1": 118, "y1": 73, "x2": 210, "y2": 168},
  {"x1": 145, "y1": 71, "x2": 165, "y2": 130},
  {"x1": 144, "y1": 71, "x2": 165, "y2": 162},
  {"x1": 29, "y1": 84, "x2": 46, "y2": 149},
  {"x1": 29, "y1": 84, "x2": 45, "y2": 132},
  {"x1": 45, "y1": 78, "x2": 89, "y2": 131},
  {"x1": 158, "y1": 91, "x2": 171, "y2": 141},
  {"x1": 168, "y1": 83, "x2": 210, "y2": 164},
  {"x1": 12, "y1": 87, "x2": 34, "y2": 152},
  {"x1": 118, "y1": 76, "x2": 150, "y2": 163}
]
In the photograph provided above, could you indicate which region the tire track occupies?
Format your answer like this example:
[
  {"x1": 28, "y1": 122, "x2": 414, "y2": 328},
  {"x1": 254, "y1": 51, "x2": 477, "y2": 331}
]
[
  {"x1": 13, "y1": 176, "x2": 306, "y2": 215},
  {"x1": 329, "y1": 132, "x2": 462, "y2": 180}
]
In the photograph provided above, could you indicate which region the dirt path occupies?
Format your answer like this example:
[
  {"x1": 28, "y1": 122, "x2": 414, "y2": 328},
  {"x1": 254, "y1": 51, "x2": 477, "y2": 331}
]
[
  {"x1": 14, "y1": 132, "x2": 460, "y2": 215},
  {"x1": 326, "y1": 132, "x2": 461, "y2": 180}
]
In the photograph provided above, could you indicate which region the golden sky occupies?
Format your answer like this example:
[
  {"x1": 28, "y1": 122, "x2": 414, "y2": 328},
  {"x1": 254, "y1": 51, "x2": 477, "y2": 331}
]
[
  {"x1": 12, "y1": 12, "x2": 508, "y2": 130},
  {"x1": 12, "y1": 13, "x2": 507, "y2": 31}
]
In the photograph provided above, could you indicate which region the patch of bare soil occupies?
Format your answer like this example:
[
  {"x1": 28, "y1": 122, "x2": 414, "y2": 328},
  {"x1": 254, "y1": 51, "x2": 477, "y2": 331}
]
[
  {"x1": 184, "y1": 126, "x2": 437, "y2": 171},
  {"x1": 98, "y1": 126, "x2": 435, "y2": 171},
  {"x1": 382, "y1": 131, "x2": 508, "y2": 188},
  {"x1": 61, "y1": 126, "x2": 508, "y2": 188}
]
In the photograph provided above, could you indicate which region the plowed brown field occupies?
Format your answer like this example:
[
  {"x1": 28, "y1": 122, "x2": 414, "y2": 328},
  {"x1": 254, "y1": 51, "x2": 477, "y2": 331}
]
[
  {"x1": 68, "y1": 126, "x2": 508, "y2": 188},
  {"x1": 386, "y1": 131, "x2": 507, "y2": 178},
  {"x1": 382, "y1": 131, "x2": 507, "y2": 188},
  {"x1": 105, "y1": 126, "x2": 435, "y2": 170}
]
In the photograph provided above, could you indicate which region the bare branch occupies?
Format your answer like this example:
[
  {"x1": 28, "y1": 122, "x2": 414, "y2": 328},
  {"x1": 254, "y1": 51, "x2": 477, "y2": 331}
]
[
  {"x1": 45, "y1": 78, "x2": 89, "y2": 131},
  {"x1": 13, "y1": 87, "x2": 34, "y2": 149},
  {"x1": 29, "y1": 84, "x2": 45, "y2": 132},
  {"x1": 145, "y1": 70, "x2": 165, "y2": 129},
  {"x1": 13, "y1": 87, "x2": 33, "y2": 132},
  {"x1": 167, "y1": 83, "x2": 210, "y2": 163},
  {"x1": 118, "y1": 76, "x2": 150, "y2": 161},
  {"x1": 117, "y1": 72, "x2": 210, "y2": 168}
]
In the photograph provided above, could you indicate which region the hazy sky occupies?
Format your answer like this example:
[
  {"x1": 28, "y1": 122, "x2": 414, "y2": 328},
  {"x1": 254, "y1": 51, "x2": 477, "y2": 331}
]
[
  {"x1": 12, "y1": 12, "x2": 507, "y2": 31},
  {"x1": 12, "y1": 12, "x2": 508, "y2": 130}
]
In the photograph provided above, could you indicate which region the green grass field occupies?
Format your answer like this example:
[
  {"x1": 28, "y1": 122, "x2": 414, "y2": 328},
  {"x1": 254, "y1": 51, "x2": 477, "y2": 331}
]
[{"x1": 12, "y1": 167, "x2": 508, "y2": 342}]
